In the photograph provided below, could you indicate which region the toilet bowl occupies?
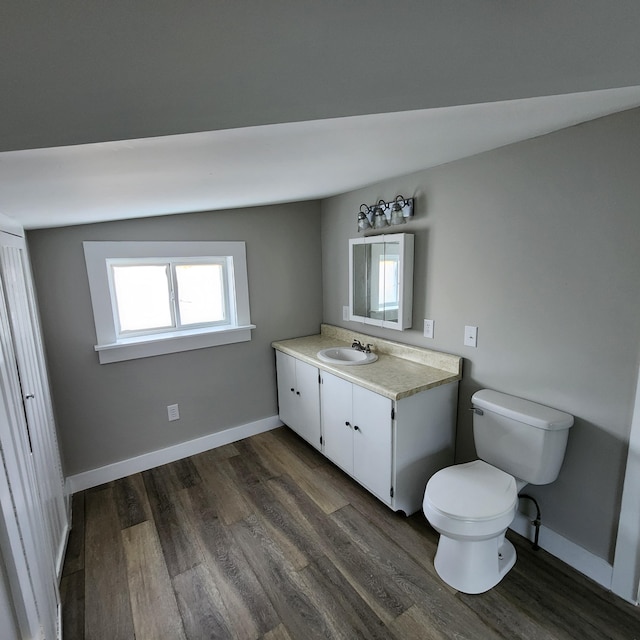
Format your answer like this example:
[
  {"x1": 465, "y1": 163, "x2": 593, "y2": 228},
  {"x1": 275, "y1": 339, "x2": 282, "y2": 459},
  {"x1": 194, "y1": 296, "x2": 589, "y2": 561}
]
[
  {"x1": 423, "y1": 460, "x2": 520, "y2": 593},
  {"x1": 423, "y1": 389, "x2": 574, "y2": 594}
]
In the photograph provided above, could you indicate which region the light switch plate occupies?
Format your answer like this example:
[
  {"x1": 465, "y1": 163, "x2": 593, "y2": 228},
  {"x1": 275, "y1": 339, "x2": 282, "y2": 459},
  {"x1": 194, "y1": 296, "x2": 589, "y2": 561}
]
[
  {"x1": 464, "y1": 325, "x2": 478, "y2": 347},
  {"x1": 167, "y1": 404, "x2": 180, "y2": 421},
  {"x1": 423, "y1": 319, "x2": 434, "y2": 339}
]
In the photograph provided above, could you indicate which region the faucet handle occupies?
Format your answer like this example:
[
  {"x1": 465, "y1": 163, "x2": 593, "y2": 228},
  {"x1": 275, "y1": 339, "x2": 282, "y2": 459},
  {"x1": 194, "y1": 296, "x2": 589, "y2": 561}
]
[{"x1": 364, "y1": 343, "x2": 372, "y2": 353}]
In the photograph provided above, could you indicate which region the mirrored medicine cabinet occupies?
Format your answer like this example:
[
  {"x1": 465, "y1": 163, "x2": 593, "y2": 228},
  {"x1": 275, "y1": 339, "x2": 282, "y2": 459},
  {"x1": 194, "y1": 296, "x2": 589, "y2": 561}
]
[{"x1": 348, "y1": 233, "x2": 414, "y2": 330}]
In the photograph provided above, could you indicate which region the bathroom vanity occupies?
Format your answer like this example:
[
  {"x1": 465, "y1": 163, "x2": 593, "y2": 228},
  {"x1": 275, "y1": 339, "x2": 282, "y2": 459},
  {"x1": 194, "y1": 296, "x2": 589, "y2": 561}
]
[{"x1": 272, "y1": 324, "x2": 462, "y2": 515}]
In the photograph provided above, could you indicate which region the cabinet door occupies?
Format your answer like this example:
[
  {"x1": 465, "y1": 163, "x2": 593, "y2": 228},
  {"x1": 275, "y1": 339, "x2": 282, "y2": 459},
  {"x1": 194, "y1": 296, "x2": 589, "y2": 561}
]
[
  {"x1": 353, "y1": 385, "x2": 392, "y2": 503},
  {"x1": 275, "y1": 350, "x2": 297, "y2": 429},
  {"x1": 321, "y1": 372, "x2": 353, "y2": 473},
  {"x1": 275, "y1": 351, "x2": 320, "y2": 449},
  {"x1": 294, "y1": 358, "x2": 321, "y2": 449}
]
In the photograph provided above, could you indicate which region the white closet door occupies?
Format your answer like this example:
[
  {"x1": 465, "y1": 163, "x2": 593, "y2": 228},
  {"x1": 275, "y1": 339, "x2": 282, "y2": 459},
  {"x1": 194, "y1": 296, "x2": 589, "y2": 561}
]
[
  {"x1": 0, "y1": 560, "x2": 20, "y2": 640},
  {"x1": 0, "y1": 241, "x2": 68, "y2": 573},
  {"x1": 0, "y1": 273, "x2": 59, "y2": 640}
]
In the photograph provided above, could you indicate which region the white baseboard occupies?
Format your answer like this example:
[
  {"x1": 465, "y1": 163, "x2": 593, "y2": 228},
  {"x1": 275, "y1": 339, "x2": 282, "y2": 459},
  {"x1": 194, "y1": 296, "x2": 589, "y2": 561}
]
[
  {"x1": 65, "y1": 415, "x2": 282, "y2": 494},
  {"x1": 510, "y1": 510, "x2": 613, "y2": 590}
]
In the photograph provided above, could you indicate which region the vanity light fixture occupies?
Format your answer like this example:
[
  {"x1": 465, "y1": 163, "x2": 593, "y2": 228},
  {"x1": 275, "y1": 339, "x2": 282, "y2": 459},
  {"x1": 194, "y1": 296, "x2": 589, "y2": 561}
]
[{"x1": 357, "y1": 195, "x2": 414, "y2": 232}]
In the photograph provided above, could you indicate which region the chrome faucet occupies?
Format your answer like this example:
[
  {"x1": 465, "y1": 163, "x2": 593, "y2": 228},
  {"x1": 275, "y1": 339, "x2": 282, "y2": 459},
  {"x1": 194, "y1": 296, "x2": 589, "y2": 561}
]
[{"x1": 352, "y1": 339, "x2": 372, "y2": 353}]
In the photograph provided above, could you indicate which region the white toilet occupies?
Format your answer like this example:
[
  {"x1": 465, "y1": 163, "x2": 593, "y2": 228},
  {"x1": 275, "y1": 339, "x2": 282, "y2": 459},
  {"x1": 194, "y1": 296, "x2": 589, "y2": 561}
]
[{"x1": 423, "y1": 389, "x2": 573, "y2": 594}]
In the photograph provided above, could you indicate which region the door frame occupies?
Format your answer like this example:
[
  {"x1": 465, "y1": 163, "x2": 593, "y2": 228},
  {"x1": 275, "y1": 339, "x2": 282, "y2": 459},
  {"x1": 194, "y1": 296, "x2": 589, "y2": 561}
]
[{"x1": 611, "y1": 365, "x2": 640, "y2": 604}]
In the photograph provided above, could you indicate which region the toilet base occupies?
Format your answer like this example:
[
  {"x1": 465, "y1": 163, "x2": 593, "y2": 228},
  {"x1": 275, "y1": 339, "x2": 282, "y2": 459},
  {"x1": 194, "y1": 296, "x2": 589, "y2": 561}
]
[{"x1": 433, "y1": 533, "x2": 516, "y2": 594}]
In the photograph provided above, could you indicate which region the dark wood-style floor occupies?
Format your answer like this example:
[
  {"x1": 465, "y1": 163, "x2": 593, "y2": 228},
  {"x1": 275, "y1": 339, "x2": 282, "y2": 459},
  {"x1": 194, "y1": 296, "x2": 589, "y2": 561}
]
[{"x1": 60, "y1": 427, "x2": 640, "y2": 639}]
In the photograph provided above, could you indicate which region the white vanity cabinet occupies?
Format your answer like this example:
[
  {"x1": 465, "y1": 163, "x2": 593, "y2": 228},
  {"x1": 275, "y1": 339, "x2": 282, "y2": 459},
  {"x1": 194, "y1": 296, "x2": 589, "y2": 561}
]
[
  {"x1": 275, "y1": 350, "x2": 321, "y2": 449},
  {"x1": 273, "y1": 330, "x2": 461, "y2": 516},
  {"x1": 321, "y1": 372, "x2": 393, "y2": 505},
  {"x1": 320, "y1": 369, "x2": 458, "y2": 515}
]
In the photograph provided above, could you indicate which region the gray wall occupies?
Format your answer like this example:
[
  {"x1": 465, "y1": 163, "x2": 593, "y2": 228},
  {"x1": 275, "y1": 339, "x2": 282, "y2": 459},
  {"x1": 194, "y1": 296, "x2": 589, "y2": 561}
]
[
  {"x1": 27, "y1": 202, "x2": 322, "y2": 476},
  {"x1": 321, "y1": 108, "x2": 640, "y2": 564}
]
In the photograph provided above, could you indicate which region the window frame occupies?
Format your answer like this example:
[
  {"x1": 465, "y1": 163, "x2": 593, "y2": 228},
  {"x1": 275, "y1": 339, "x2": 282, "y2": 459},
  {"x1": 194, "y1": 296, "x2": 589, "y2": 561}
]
[{"x1": 83, "y1": 241, "x2": 254, "y2": 364}]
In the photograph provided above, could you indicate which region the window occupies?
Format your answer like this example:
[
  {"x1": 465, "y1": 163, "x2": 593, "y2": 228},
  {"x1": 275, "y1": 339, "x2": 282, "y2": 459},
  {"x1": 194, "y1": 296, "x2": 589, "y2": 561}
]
[
  {"x1": 84, "y1": 242, "x2": 254, "y2": 364},
  {"x1": 108, "y1": 259, "x2": 231, "y2": 335}
]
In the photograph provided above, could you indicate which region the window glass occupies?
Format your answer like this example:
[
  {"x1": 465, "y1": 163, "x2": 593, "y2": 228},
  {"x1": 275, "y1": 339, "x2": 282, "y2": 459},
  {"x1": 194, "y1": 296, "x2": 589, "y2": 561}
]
[
  {"x1": 112, "y1": 264, "x2": 173, "y2": 332},
  {"x1": 111, "y1": 261, "x2": 231, "y2": 336},
  {"x1": 176, "y1": 263, "x2": 226, "y2": 326}
]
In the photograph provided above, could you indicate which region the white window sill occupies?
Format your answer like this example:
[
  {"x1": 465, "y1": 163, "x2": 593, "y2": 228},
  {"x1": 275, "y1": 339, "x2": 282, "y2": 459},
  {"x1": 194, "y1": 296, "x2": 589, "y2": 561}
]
[{"x1": 94, "y1": 324, "x2": 256, "y2": 364}]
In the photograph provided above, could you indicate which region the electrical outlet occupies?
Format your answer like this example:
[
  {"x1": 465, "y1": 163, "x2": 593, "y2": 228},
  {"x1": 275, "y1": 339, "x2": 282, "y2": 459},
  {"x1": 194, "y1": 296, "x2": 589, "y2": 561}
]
[
  {"x1": 423, "y1": 319, "x2": 434, "y2": 339},
  {"x1": 343, "y1": 305, "x2": 350, "y2": 321},
  {"x1": 464, "y1": 326, "x2": 478, "y2": 348},
  {"x1": 167, "y1": 404, "x2": 180, "y2": 421}
]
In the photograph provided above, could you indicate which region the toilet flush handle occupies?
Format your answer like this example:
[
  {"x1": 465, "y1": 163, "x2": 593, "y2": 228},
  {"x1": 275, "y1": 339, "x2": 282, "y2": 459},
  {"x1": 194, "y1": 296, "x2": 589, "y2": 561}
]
[{"x1": 469, "y1": 407, "x2": 483, "y2": 415}]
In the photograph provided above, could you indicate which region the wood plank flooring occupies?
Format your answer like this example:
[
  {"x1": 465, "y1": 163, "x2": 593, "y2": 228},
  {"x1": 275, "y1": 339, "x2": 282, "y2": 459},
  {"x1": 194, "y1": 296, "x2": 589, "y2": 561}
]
[{"x1": 60, "y1": 427, "x2": 640, "y2": 639}]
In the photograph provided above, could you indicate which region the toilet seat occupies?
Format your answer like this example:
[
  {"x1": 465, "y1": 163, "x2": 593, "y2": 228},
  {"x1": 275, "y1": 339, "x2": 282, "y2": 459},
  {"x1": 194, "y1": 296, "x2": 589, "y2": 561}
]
[{"x1": 425, "y1": 460, "x2": 518, "y2": 521}]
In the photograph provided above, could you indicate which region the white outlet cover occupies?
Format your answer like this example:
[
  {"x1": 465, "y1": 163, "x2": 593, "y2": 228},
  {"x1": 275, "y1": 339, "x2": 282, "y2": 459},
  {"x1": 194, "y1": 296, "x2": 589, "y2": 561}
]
[
  {"x1": 464, "y1": 325, "x2": 478, "y2": 347},
  {"x1": 423, "y1": 319, "x2": 434, "y2": 339},
  {"x1": 343, "y1": 305, "x2": 350, "y2": 321}
]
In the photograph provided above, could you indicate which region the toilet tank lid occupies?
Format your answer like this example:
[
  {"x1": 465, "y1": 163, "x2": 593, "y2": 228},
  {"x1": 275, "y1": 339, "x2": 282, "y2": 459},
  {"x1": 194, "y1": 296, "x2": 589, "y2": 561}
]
[{"x1": 472, "y1": 389, "x2": 574, "y2": 431}]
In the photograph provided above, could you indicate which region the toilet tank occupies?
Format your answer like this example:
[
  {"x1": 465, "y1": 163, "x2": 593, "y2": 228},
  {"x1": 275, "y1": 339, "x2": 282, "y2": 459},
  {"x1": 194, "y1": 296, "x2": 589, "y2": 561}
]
[{"x1": 472, "y1": 389, "x2": 574, "y2": 485}]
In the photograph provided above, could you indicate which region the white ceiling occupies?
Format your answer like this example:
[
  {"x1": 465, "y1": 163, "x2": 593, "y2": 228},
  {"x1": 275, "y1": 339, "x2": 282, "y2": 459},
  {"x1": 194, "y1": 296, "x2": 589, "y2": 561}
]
[{"x1": 2, "y1": 86, "x2": 640, "y2": 230}]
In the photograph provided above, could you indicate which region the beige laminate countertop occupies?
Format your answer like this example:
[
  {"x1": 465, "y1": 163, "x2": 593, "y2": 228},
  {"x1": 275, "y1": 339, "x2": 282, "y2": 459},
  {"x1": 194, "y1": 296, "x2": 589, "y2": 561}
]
[{"x1": 272, "y1": 326, "x2": 462, "y2": 401}]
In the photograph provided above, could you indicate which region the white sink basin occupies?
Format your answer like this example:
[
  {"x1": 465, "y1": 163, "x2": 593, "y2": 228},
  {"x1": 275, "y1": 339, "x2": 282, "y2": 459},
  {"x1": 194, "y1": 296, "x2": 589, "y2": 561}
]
[{"x1": 317, "y1": 347, "x2": 378, "y2": 366}]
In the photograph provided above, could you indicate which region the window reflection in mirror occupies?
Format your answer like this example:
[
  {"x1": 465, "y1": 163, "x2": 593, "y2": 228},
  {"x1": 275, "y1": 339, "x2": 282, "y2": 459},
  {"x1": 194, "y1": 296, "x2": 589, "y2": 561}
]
[
  {"x1": 352, "y1": 243, "x2": 369, "y2": 318},
  {"x1": 369, "y1": 242, "x2": 399, "y2": 324}
]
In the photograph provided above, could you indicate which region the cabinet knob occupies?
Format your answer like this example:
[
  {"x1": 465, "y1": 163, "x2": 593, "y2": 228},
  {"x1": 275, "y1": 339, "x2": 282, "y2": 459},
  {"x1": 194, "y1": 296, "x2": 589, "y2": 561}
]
[
  {"x1": 290, "y1": 388, "x2": 295, "y2": 392},
  {"x1": 345, "y1": 421, "x2": 351, "y2": 428},
  {"x1": 296, "y1": 391, "x2": 301, "y2": 396},
  {"x1": 353, "y1": 425, "x2": 360, "y2": 432}
]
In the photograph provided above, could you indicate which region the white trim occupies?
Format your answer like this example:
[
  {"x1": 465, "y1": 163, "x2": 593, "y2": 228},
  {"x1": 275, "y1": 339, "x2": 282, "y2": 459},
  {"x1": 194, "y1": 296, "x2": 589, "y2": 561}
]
[
  {"x1": 65, "y1": 415, "x2": 281, "y2": 493},
  {"x1": 611, "y1": 366, "x2": 640, "y2": 604},
  {"x1": 95, "y1": 324, "x2": 256, "y2": 364},
  {"x1": 511, "y1": 510, "x2": 613, "y2": 590}
]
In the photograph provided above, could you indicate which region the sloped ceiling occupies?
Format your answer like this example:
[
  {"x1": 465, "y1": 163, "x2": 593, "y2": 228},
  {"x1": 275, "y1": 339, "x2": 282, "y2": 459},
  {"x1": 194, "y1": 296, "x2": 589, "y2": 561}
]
[{"x1": 2, "y1": 1, "x2": 640, "y2": 228}]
